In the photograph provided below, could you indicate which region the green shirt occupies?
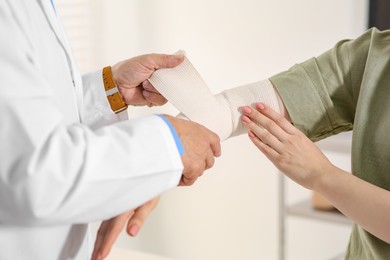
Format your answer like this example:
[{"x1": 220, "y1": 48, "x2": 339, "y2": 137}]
[{"x1": 270, "y1": 28, "x2": 390, "y2": 260}]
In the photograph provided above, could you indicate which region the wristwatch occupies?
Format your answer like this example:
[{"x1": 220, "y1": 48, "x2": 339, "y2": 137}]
[{"x1": 102, "y1": 66, "x2": 128, "y2": 114}]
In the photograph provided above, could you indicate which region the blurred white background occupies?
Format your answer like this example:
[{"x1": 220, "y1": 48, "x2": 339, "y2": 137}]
[{"x1": 57, "y1": 0, "x2": 368, "y2": 259}]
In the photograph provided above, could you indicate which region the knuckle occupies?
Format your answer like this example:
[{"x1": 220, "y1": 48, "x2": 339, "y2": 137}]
[
  {"x1": 264, "y1": 120, "x2": 275, "y2": 129},
  {"x1": 286, "y1": 138, "x2": 295, "y2": 146},
  {"x1": 275, "y1": 116, "x2": 284, "y2": 126},
  {"x1": 183, "y1": 176, "x2": 195, "y2": 186},
  {"x1": 276, "y1": 156, "x2": 286, "y2": 165},
  {"x1": 162, "y1": 54, "x2": 170, "y2": 63},
  {"x1": 263, "y1": 130, "x2": 272, "y2": 140},
  {"x1": 192, "y1": 161, "x2": 204, "y2": 174},
  {"x1": 207, "y1": 158, "x2": 215, "y2": 169},
  {"x1": 145, "y1": 55, "x2": 154, "y2": 64},
  {"x1": 145, "y1": 54, "x2": 158, "y2": 69}
]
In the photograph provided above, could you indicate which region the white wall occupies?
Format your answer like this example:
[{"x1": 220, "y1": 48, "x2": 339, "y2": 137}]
[{"x1": 90, "y1": 0, "x2": 368, "y2": 259}]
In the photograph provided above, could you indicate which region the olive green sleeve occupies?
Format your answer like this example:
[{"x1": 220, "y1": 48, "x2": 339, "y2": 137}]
[{"x1": 270, "y1": 28, "x2": 379, "y2": 141}]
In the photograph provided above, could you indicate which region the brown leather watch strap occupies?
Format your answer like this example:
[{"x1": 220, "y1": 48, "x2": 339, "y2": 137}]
[{"x1": 102, "y1": 66, "x2": 128, "y2": 114}]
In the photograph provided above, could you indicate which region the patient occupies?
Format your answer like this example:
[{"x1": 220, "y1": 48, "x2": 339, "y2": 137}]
[{"x1": 93, "y1": 28, "x2": 390, "y2": 260}]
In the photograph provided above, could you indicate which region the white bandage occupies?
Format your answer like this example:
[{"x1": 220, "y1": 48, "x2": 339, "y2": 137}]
[
  {"x1": 215, "y1": 80, "x2": 281, "y2": 138},
  {"x1": 149, "y1": 53, "x2": 281, "y2": 140}
]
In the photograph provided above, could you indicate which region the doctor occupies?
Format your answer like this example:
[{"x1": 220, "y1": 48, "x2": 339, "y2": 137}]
[{"x1": 0, "y1": 1, "x2": 221, "y2": 259}]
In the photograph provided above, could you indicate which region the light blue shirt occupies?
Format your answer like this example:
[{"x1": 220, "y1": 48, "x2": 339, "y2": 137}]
[
  {"x1": 50, "y1": 0, "x2": 56, "y2": 13},
  {"x1": 156, "y1": 115, "x2": 184, "y2": 156}
]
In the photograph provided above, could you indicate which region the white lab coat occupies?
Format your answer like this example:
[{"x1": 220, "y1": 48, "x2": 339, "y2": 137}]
[{"x1": 0, "y1": 0, "x2": 183, "y2": 259}]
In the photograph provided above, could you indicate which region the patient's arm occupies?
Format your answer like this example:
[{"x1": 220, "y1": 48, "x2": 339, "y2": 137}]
[
  {"x1": 211, "y1": 79, "x2": 291, "y2": 138},
  {"x1": 149, "y1": 55, "x2": 290, "y2": 140}
]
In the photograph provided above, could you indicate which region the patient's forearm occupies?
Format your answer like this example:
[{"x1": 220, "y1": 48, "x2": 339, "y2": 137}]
[
  {"x1": 149, "y1": 55, "x2": 289, "y2": 140},
  {"x1": 214, "y1": 79, "x2": 287, "y2": 138},
  {"x1": 318, "y1": 166, "x2": 390, "y2": 244},
  {"x1": 178, "y1": 79, "x2": 289, "y2": 139}
]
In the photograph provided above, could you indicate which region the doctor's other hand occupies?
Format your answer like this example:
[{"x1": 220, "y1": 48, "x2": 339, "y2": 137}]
[
  {"x1": 164, "y1": 115, "x2": 221, "y2": 186},
  {"x1": 241, "y1": 103, "x2": 334, "y2": 190},
  {"x1": 111, "y1": 53, "x2": 184, "y2": 107},
  {"x1": 91, "y1": 197, "x2": 160, "y2": 260}
]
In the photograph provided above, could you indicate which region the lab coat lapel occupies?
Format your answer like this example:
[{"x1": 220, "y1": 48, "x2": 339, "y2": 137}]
[
  {"x1": 36, "y1": 0, "x2": 84, "y2": 122},
  {"x1": 37, "y1": 0, "x2": 67, "y2": 46}
]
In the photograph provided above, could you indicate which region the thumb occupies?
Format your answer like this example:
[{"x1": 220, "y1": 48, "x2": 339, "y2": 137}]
[{"x1": 151, "y1": 53, "x2": 185, "y2": 70}]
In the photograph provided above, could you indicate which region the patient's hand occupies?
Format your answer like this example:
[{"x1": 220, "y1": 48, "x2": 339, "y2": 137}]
[
  {"x1": 241, "y1": 103, "x2": 333, "y2": 190},
  {"x1": 91, "y1": 197, "x2": 159, "y2": 260}
]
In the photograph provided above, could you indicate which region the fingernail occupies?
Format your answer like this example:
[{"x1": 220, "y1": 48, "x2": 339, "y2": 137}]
[
  {"x1": 248, "y1": 130, "x2": 255, "y2": 138},
  {"x1": 175, "y1": 50, "x2": 186, "y2": 56},
  {"x1": 128, "y1": 224, "x2": 139, "y2": 237},
  {"x1": 242, "y1": 106, "x2": 252, "y2": 114},
  {"x1": 257, "y1": 103, "x2": 265, "y2": 110},
  {"x1": 241, "y1": 115, "x2": 251, "y2": 123},
  {"x1": 142, "y1": 81, "x2": 151, "y2": 90}
]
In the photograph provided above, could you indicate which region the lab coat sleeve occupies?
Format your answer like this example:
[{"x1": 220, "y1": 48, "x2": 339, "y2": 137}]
[
  {"x1": 0, "y1": 3, "x2": 183, "y2": 226},
  {"x1": 81, "y1": 70, "x2": 127, "y2": 129}
]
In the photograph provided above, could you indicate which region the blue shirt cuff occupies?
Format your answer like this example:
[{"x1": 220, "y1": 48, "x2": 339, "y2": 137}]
[{"x1": 155, "y1": 115, "x2": 184, "y2": 156}]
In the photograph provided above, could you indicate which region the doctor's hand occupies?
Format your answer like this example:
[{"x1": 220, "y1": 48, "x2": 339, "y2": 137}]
[
  {"x1": 111, "y1": 53, "x2": 184, "y2": 107},
  {"x1": 164, "y1": 115, "x2": 221, "y2": 186},
  {"x1": 241, "y1": 103, "x2": 334, "y2": 190},
  {"x1": 91, "y1": 197, "x2": 160, "y2": 260}
]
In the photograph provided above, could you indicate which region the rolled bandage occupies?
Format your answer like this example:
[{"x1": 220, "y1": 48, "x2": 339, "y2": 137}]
[
  {"x1": 149, "y1": 52, "x2": 281, "y2": 140},
  {"x1": 149, "y1": 54, "x2": 232, "y2": 140},
  {"x1": 215, "y1": 80, "x2": 281, "y2": 138}
]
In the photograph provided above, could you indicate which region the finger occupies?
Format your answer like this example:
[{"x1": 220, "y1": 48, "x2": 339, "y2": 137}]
[
  {"x1": 205, "y1": 149, "x2": 215, "y2": 170},
  {"x1": 149, "y1": 53, "x2": 185, "y2": 70},
  {"x1": 179, "y1": 173, "x2": 198, "y2": 186},
  {"x1": 142, "y1": 81, "x2": 167, "y2": 106},
  {"x1": 255, "y1": 103, "x2": 296, "y2": 134},
  {"x1": 97, "y1": 213, "x2": 131, "y2": 260},
  {"x1": 242, "y1": 105, "x2": 288, "y2": 142},
  {"x1": 127, "y1": 198, "x2": 159, "y2": 237},
  {"x1": 142, "y1": 80, "x2": 159, "y2": 93},
  {"x1": 207, "y1": 131, "x2": 221, "y2": 157},
  {"x1": 94, "y1": 212, "x2": 133, "y2": 260},
  {"x1": 91, "y1": 221, "x2": 110, "y2": 260},
  {"x1": 248, "y1": 130, "x2": 280, "y2": 162},
  {"x1": 241, "y1": 114, "x2": 284, "y2": 153},
  {"x1": 143, "y1": 90, "x2": 168, "y2": 106}
]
